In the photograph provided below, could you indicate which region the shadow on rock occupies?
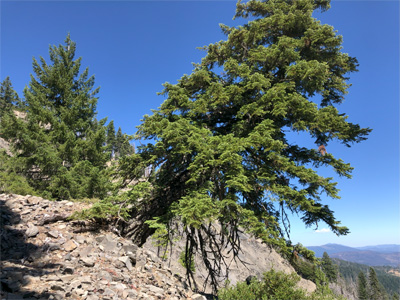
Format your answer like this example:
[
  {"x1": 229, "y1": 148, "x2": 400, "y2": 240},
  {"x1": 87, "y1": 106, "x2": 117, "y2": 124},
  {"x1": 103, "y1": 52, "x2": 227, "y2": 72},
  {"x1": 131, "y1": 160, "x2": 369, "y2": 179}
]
[{"x1": 1, "y1": 195, "x2": 60, "y2": 299}]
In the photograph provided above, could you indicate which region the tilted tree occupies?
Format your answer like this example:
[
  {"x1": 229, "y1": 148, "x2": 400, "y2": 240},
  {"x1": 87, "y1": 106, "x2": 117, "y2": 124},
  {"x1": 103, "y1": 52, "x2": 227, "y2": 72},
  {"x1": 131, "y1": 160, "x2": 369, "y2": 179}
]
[
  {"x1": 0, "y1": 35, "x2": 109, "y2": 199},
  {"x1": 114, "y1": 0, "x2": 371, "y2": 289}
]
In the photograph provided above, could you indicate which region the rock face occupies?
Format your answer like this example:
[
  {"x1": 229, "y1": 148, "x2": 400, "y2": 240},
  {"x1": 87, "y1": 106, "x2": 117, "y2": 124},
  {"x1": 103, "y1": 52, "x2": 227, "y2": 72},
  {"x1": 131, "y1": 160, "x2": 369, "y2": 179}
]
[
  {"x1": 143, "y1": 225, "x2": 316, "y2": 294},
  {"x1": 1, "y1": 193, "x2": 315, "y2": 299},
  {"x1": 0, "y1": 137, "x2": 12, "y2": 156}
]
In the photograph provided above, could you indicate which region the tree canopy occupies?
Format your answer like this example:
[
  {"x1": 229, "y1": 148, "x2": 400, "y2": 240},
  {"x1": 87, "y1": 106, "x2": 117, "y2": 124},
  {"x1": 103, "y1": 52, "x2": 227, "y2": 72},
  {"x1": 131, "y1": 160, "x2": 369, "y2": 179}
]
[{"x1": 114, "y1": 0, "x2": 370, "y2": 289}]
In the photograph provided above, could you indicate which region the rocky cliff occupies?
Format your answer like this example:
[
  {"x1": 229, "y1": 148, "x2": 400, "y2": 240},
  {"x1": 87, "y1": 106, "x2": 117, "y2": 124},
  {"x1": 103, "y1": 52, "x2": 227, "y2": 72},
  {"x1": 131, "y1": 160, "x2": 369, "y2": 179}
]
[{"x1": 1, "y1": 194, "x2": 316, "y2": 299}]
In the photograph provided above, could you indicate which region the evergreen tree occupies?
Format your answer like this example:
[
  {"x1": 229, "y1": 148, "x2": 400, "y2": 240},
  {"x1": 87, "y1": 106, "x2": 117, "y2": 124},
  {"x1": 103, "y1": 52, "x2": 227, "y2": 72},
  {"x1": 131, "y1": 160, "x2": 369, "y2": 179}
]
[
  {"x1": 115, "y1": 0, "x2": 370, "y2": 289},
  {"x1": 0, "y1": 77, "x2": 20, "y2": 118},
  {"x1": 115, "y1": 127, "x2": 134, "y2": 158},
  {"x1": 369, "y1": 267, "x2": 383, "y2": 300},
  {"x1": 321, "y1": 252, "x2": 338, "y2": 282},
  {"x1": 357, "y1": 271, "x2": 368, "y2": 300},
  {"x1": 106, "y1": 120, "x2": 116, "y2": 158},
  {"x1": 393, "y1": 293, "x2": 399, "y2": 300},
  {"x1": 0, "y1": 35, "x2": 109, "y2": 199}
]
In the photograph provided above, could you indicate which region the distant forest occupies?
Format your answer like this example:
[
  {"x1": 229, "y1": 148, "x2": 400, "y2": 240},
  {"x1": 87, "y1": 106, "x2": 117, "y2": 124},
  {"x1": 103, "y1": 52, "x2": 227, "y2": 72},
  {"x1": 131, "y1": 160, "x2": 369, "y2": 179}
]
[{"x1": 333, "y1": 258, "x2": 400, "y2": 297}]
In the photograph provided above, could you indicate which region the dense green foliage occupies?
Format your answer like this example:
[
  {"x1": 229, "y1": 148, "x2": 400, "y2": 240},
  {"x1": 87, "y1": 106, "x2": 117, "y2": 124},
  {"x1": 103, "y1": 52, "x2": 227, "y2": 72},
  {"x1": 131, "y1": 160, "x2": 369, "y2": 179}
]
[
  {"x1": 0, "y1": 150, "x2": 37, "y2": 195},
  {"x1": 110, "y1": 0, "x2": 370, "y2": 289},
  {"x1": 321, "y1": 252, "x2": 338, "y2": 282},
  {"x1": 368, "y1": 267, "x2": 386, "y2": 300},
  {"x1": 357, "y1": 271, "x2": 368, "y2": 300},
  {"x1": 0, "y1": 35, "x2": 133, "y2": 199},
  {"x1": 218, "y1": 269, "x2": 344, "y2": 300},
  {"x1": 0, "y1": 77, "x2": 21, "y2": 118},
  {"x1": 333, "y1": 258, "x2": 400, "y2": 297}
]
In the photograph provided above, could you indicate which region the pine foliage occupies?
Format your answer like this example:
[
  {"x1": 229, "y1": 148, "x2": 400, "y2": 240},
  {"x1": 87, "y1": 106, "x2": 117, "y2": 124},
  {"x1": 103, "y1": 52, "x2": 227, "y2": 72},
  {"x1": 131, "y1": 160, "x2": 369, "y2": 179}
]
[
  {"x1": 321, "y1": 252, "x2": 338, "y2": 282},
  {"x1": 0, "y1": 77, "x2": 21, "y2": 118},
  {"x1": 357, "y1": 271, "x2": 368, "y2": 300},
  {"x1": 114, "y1": 0, "x2": 370, "y2": 290},
  {"x1": 0, "y1": 35, "x2": 110, "y2": 199}
]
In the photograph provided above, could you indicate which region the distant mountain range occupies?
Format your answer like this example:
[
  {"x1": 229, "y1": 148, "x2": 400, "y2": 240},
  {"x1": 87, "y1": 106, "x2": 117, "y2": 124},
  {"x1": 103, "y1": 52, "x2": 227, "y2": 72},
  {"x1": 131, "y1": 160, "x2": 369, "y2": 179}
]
[{"x1": 307, "y1": 244, "x2": 400, "y2": 267}]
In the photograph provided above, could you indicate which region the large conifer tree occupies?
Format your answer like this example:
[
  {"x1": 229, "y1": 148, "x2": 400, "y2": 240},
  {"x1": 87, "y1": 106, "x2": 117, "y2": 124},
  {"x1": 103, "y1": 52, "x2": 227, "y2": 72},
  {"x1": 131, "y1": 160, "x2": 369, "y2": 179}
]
[
  {"x1": 1, "y1": 35, "x2": 109, "y2": 199},
  {"x1": 369, "y1": 267, "x2": 384, "y2": 300},
  {"x1": 115, "y1": 0, "x2": 370, "y2": 289},
  {"x1": 358, "y1": 271, "x2": 368, "y2": 300},
  {"x1": 321, "y1": 252, "x2": 338, "y2": 282}
]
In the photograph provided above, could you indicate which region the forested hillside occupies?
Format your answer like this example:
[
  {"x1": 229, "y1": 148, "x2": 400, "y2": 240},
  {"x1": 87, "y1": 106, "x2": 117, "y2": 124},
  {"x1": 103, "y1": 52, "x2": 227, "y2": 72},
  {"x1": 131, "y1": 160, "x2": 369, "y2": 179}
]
[{"x1": 333, "y1": 258, "x2": 400, "y2": 298}]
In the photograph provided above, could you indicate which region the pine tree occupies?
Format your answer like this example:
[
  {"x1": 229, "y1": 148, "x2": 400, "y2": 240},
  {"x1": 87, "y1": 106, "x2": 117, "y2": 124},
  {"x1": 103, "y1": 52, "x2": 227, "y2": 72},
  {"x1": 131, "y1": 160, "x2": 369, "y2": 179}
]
[
  {"x1": 358, "y1": 271, "x2": 368, "y2": 300},
  {"x1": 393, "y1": 293, "x2": 400, "y2": 300},
  {"x1": 0, "y1": 77, "x2": 20, "y2": 118},
  {"x1": 115, "y1": 127, "x2": 134, "y2": 158},
  {"x1": 106, "y1": 120, "x2": 116, "y2": 158},
  {"x1": 115, "y1": 127, "x2": 123, "y2": 158},
  {"x1": 1, "y1": 35, "x2": 109, "y2": 199},
  {"x1": 321, "y1": 252, "x2": 338, "y2": 282},
  {"x1": 369, "y1": 267, "x2": 383, "y2": 300},
  {"x1": 116, "y1": 0, "x2": 370, "y2": 289}
]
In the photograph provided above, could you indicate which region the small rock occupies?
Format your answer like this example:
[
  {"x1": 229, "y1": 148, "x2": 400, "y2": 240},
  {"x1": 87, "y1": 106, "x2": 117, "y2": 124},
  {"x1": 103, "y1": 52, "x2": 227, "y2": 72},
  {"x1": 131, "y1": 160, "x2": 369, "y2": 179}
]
[
  {"x1": 113, "y1": 259, "x2": 125, "y2": 269},
  {"x1": 147, "y1": 284, "x2": 164, "y2": 294},
  {"x1": 118, "y1": 256, "x2": 133, "y2": 271},
  {"x1": 80, "y1": 276, "x2": 92, "y2": 284},
  {"x1": 192, "y1": 294, "x2": 207, "y2": 300},
  {"x1": 63, "y1": 240, "x2": 78, "y2": 252},
  {"x1": 59, "y1": 275, "x2": 75, "y2": 283},
  {"x1": 80, "y1": 256, "x2": 95, "y2": 267},
  {"x1": 27, "y1": 196, "x2": 41, "y2": 205},
  {"x1": 85, "y1": 294, "x2": 100, "y2": 300},
  {"x1": 122, "y1": 289, "x2": 138, "y2": 298},
  {"x1": 51, "y1": 284, "x2": 65, "y2": 291},
  {"x1": 75, "y1": 235, "x2": 86, "y2": 244},
  {"x1": 79, "y1": 246, "x2": 94, "y2": 257},
  {"x1": 25, "y1": 223, "x2": 39, "y2": 237},
  {"x1": 45, "y1": 275, "x2": 61, "y2": 281},
  {"x1": 62, "y1": 266, "x2": 75, "y2": 274},
  {"x1": 75, "y1": 288, "x2": 85, "y2": 296},
  {"x1": 96, "y1": 234, "x2": 118, "y2": 252},
  {"x1": 103, "y1": 287, "x2": 116, "y2": 296},
  {"x1": 122, "y1": 244, "x2": 138, "y2": 255},
  {"x1": 47, "y1": 230, "x2": 59, "y2": 238},
  {"x1": 98, "y1": 271, "x2": 113, "y2": 282}
]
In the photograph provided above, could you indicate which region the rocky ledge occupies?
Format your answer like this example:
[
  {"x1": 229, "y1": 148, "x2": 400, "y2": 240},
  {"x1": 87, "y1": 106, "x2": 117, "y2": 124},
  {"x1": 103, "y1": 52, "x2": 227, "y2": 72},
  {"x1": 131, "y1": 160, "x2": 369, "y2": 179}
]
[
  {"x1": 0, "y1": 194, "x2": 206, "y2": 300},
  {"x1": 0, "y1": 193, "x2": 317, "y2": 300}
]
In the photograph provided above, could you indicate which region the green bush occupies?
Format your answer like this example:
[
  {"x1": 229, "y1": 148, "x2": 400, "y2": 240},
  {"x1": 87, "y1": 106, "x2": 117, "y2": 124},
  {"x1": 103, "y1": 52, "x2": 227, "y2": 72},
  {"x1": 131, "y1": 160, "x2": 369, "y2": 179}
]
[
  {"x1": 218, "y1": 269, "x2": 344, "y2": 300},
  {"x1": 218, "y1": 269, "x2": 308, "y2": 300},
  {"x1": 0, "y1": 151, "x2": 37, "y2": 195}
]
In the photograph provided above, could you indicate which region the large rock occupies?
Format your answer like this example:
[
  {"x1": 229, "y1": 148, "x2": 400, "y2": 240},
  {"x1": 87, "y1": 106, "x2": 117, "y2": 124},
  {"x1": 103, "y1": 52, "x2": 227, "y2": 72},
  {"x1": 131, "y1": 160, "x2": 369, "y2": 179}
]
[{"x1": 143, "y1": 224, "x2": 316, "y2": 294}]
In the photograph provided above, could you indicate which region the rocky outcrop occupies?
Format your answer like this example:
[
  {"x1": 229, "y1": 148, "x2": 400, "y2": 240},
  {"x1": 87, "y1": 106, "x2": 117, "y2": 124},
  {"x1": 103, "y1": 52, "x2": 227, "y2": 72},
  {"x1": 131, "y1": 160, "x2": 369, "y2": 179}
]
[
  {"x1": 143, "y1": 225, "x2": 316, "y2": 294},
  {"x1": 1, "y1": 193, "x2": 316, "y2": 299},
  {"x1": 0, "y1": 137, "x2": 12, "y2": 156},
  {"x1": 0, "y1": 194, "x2": 203, "y2": 300}
]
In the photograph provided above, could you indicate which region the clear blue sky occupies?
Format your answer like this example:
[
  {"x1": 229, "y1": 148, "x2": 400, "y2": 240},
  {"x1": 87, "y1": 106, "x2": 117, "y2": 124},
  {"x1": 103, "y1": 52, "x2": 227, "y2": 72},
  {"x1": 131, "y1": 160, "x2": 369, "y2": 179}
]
[{"x1": 1, "y1": 1, "x2": 399, "y2": 247}]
